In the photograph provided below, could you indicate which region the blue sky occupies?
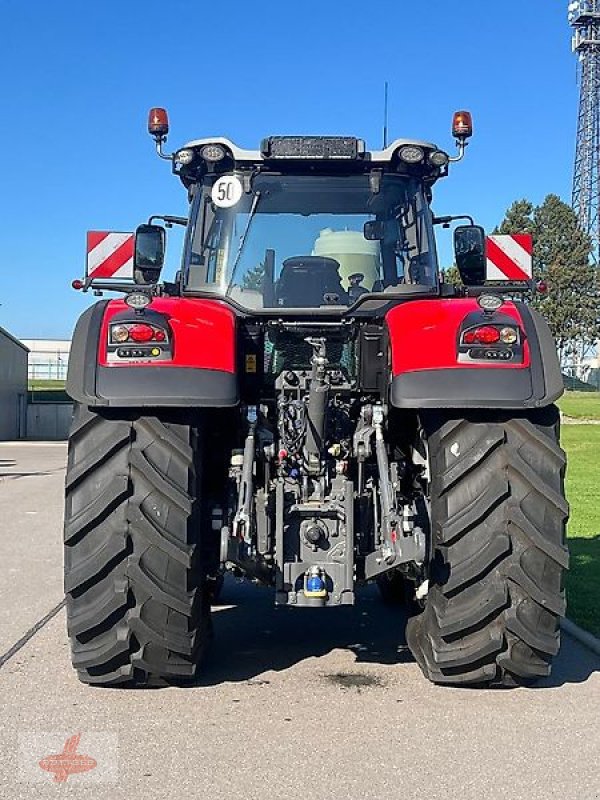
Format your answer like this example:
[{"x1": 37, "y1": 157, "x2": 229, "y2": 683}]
[{"x1": 0, "y1": 0, "x2": 578, "y2": 338}]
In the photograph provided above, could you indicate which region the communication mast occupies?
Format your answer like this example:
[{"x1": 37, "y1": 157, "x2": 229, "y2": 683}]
[{"x1": 570, "y1": 1, "x2": 600, "y2": 254}]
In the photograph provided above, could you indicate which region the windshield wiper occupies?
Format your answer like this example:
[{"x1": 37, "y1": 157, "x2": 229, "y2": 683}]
[{"x1": 227, "y1": 191, "x2": 261, "y2": 291}]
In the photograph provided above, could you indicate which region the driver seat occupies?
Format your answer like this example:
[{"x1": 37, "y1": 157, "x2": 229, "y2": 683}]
[{"x1": 276, "y1": 256, "x2": 346, "y2": 307}]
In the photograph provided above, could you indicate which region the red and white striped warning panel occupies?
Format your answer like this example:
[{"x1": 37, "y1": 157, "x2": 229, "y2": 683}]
[
  {"x1": 86, "y1": 231, "x2": 134, "y2": 280},
  {"x1": 486, "y1": 234, "x2": 533, "y2": 282}
]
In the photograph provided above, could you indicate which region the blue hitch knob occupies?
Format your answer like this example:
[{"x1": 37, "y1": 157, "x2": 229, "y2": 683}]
[{"x1": 305, "y1": 574, "x2": 327, "y2": 598}]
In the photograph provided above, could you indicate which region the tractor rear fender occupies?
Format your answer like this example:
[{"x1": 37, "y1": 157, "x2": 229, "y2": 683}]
[
  {"x1": 386, "y1": 298, "x2": 563, "y2": 410},
  {"x1": 66, "y1": 297, "x2": 239, "y2": 407}
]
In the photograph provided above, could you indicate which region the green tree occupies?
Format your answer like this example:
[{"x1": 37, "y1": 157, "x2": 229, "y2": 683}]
[
  {"x1": 493, "y1": 199, "x2": 535, "y2": 236},
  {"x1": 441, "y1": 264, "x2": 462, "y2": 286},
  {"x1": 496, "y1": 194, "x2": 599, "y2": 361},
  {"x1": 242, "y1": 262, "x2": 265, "y2": 291}
]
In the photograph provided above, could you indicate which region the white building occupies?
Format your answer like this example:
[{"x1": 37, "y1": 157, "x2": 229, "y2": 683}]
[{"x1": 20, "y1": 339, "x2": 71, "y2": 381}]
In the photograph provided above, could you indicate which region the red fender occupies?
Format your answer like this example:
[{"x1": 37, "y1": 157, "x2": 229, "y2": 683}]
[
  {"x1": 98, "y1": 297, "x2": 236, "y2": 371},
  {"x1": 385, "y1": 298, "x2": 530, "y2": 374}
]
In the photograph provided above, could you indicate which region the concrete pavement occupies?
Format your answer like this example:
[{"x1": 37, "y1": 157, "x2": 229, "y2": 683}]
[
  {"x1": 0, "y1": 442, "x2": 599, "y2": 800},
  {"x1": 0, "y1": 443, "x2": 66, "y2": 653}
]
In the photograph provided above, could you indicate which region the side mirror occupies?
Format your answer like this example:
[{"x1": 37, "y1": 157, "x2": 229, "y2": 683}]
[
  {"x1": 363, "y1": 221, "x2": 385, "y2": 241},
  {"x1": 454, "y1": 225, "x2": 486, "y2": 286},
  {"x1": 134, "y1": 224, "x2": 165, "y2": 284}
]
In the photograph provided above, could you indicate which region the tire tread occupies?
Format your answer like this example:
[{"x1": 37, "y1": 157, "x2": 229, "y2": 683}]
[
  {"x1": 64, "y1": 404, "x2": 210, "y2": 686},
  {"x1": 407, "y1": 407, "x2": 568, "y2": 687}
]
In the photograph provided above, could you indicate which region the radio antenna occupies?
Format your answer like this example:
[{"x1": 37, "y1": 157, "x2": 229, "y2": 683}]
[{"x1": 383, "y1": 81, "x2": 389, "y2": 148}]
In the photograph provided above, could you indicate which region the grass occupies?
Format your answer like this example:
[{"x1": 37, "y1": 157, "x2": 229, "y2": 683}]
[
  {"x1": 562, "y1": 424, "x2": 600, "y2": 637},
  {"x1": 558, "y1": 390, "x2": 600, "y2": 420},
  {"x1": 28, "y1": 379, "x2": 66, "y2": 391}
]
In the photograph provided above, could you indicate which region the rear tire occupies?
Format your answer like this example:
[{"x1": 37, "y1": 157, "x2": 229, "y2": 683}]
[
  {"x1": 64, "y1": 404, "x2": 212, "y2": 686},
  {"x1": 406, "y1": 406, "x2": 569, "y2": 687}
]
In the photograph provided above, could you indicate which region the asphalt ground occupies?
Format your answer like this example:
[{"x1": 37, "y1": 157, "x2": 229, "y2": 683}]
[{"x1": 0, "y1": 441, "x2": 599, "y2": 800}]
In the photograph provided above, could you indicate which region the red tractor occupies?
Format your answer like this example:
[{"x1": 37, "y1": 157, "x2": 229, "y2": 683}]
[{"x1": 64, "y1": 109, "x2": 568, "y2": 687}]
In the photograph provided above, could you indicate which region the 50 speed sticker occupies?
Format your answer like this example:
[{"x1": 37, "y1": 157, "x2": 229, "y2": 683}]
[{"x1": 212, "y1": 175, "x2": 243, "y2": 208}]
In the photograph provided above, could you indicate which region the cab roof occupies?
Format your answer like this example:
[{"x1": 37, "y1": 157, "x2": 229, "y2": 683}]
[{"x1": 181, "y1": 136, "x2": 440, "y2": 164}]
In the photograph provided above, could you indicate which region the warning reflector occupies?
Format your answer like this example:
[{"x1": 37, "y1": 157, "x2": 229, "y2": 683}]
[
  {"x1": 86, "y1": 231, "x2": 134, "y2": 281},
  {"x1": 486, "y1": 235, "x2": 533, "y2": 282}
]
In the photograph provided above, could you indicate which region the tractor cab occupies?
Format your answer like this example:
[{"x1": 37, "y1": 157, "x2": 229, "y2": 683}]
[{"x1": 176, "y1": 136, "x2": 448, "y2": 313}]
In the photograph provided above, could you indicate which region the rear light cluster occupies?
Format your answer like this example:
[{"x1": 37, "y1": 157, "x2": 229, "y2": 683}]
[
  {"x1": 110, "y1": 323, "x2": 167, "y2": 344},
  {"x1": 462, "y1": 325, "x2": 519, "y2": 346}
]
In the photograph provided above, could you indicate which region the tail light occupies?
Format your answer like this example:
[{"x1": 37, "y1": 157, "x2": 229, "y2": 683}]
[
  {"x1": 462, "y1": 325, "x2": 520, "y2": 346},
  {"x1": 499, "y1": 327, "x2": 518, "y2": 345},
  {"x1": 129, "y1": 324, "x2": 155, "y2": 343},
  {"x1": 459, "y1": 320, "x2": 524, "y2": 365},
  {"x1": 111, "y1": 324, "x2": 130, "y2": 343},
  {"x1": 463, "y1": 326, "x2": 501, "y2": 345},
  {"x1": 110, "y1": 322, "x2": 168, "y2": 344}
]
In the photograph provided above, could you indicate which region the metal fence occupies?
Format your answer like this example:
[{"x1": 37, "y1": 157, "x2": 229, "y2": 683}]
[
  {"x1": 28, "y1": 358, "x2": 69, "y2": 381},
  {"x1": 562, "y1": 366, "x2": 600, "y2": 391}
]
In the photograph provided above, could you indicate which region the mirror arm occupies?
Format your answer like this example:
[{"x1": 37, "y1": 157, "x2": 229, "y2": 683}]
[
  {"x1": 148, "y1": 214, "x2": 188, "y2": 228},
  {"x1": 78, "y1": 279, "x2": 180, "y2": 297},
  {"x1": 433, "y1": 214, "x2": 475, "y2": 227},
  {"x1": 464, "y1": 282, "x2": 535, "y2": 297}
]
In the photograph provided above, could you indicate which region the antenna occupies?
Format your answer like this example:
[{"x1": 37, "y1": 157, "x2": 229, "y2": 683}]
[{"x1": 383, "y1": 81, "x2": 389, "y2": 148}]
